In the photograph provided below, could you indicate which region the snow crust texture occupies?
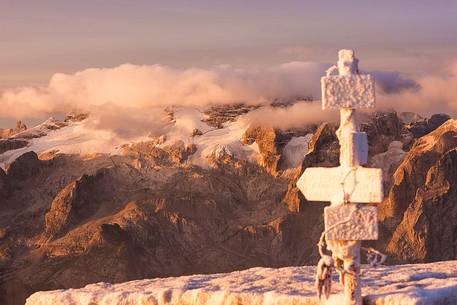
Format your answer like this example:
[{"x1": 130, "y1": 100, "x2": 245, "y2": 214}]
[{"x1": 26, "y1": 261, "x2": 457, "y2": 305}]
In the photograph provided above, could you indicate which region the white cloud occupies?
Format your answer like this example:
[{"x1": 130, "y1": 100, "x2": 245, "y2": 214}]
[{"x1": 0, "y1": 61, "x2": 455, "y2": 137}]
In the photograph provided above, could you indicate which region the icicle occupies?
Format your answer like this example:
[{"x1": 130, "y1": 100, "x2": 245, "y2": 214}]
[{"x1": 315, "y1": 255, "x2": 334, "y2": 300}]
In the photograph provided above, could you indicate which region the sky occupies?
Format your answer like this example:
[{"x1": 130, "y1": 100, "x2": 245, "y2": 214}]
[
  {"x1": 1, "y1": 0, "x2": 457, "y2": 86},
  {"x1": 1, "y1": 0, "x2": 457, "y2": 127}
]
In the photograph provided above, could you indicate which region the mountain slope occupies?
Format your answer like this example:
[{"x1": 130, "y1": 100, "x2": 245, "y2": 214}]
[{"x1": 0, "y1": 109, "x2": 455, "y2": 305}]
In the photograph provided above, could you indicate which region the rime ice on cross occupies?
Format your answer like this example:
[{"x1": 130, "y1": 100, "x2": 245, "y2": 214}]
[{"x1": 297, "y1": 50, "x2": 383, "y2": 305}]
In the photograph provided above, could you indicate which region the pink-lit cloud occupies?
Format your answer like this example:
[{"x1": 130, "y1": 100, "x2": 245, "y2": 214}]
[{"x1": 0, "y1": 61, "x2": 455, "y2": 136}]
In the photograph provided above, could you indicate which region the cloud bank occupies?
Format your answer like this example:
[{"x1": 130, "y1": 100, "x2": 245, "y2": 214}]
[
  {"x1": 377, "y1": 63, "x2": 457, "y2": 116},
  {"x1": 0, "y1": 62, "x2": 326, "y2": 120},
  {"x1": 0, "y1": 61, "x2": 455, "y2": 137}
]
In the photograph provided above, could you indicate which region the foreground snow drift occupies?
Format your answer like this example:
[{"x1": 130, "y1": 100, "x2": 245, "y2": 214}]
[{"x1": 26, "y1": 260, "x2": 457, "y2": 305}]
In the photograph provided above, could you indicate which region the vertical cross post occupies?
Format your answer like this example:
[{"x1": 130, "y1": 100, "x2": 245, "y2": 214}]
[{"x1": 297, "y1": 49, "x2": 382, "y2": 305}]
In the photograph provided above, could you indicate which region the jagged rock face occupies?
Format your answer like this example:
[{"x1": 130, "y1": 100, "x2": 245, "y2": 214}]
[
  {"x1": 11, "y1": 117, "x2": 67, "y2": 140},
  {"x1": 6, "y1": 151, "x2": 43, "y2": 181},
  {"x1": 0, "y1": 139, "x2": 28, "y2": 155},
  {"x1": 0, "y1": 120, "x2": 27, "y2": 139},
  {"x1": 44, "y1": 169, "x2": 116, "y2": 239},
  {"x1": 0, "y1": 129, "x2": 14, "y2": 139},
  {"x1": 407, "y1": 113, "x2": 451, "y2": 138},
  {"x1": 398, "y1": 112, "x2": 424, "y2": 124},
  {"x1": 380, "y1": 120, "x2": 457, "y2": 226},
  {"x1": 241, "y1": 126, "x2": 283, "y2": 176},
  {"x1": 361, "y1": 111, "x2": 414, "y2": 155},
  {"x1": 121, "y1": 140, "x2": 196, "y2": 167},
  {"x1": 380, "y1": 120, "x2": 457, "y2": 262},
  {"x1": 301, "y1": 122, "x2": 339, "y2": 168},
  {"x1": 241, "y1": 126, "x2": 313, "y2": 176},
  {"x1": 0, "y1": 153, "x2": 298, "y2": 305},
  {"x1": 202, "y1": 104, "x2": 259, "y2": 128},
  {"x1": 64, "y1": 112, "x2": 89, "y2": 123},
  {"x1": 386, "y1": 148, "x2": 457, "y2": 263}
]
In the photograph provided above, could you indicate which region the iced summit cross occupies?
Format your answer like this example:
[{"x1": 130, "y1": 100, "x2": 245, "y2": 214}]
[
  {"x1": 297, "y1": 49, "x2": 384, "y2": 305},
  {"x1": 321, "y1": 50, "x2": 375, "y2": 110},
  {"x1": 297, "y1": 49, "x2": 383, "y2": 241}
]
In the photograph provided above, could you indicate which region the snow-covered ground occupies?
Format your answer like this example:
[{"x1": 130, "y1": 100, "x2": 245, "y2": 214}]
[{"x1": 26, "y1": 260, "x2": 457, "y2": 305}]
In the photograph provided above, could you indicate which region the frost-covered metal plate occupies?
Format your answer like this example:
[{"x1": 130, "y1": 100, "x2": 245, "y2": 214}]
[
  {"x1": 321, "y1": 75, "x2": 375, "y2": 109},
  {"x1": 324, "y1": 204, "x2": 378, "y2": 240}
]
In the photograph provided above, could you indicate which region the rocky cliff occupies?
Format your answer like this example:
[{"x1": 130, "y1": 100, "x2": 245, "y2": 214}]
[{"x1": 382, "y1": 119, "x2": 457, "y2": 262}]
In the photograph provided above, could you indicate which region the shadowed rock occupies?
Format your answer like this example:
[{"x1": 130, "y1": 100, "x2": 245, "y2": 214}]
[{"x1": 380, "y1": 120, "x2": 457, "y2": 262}]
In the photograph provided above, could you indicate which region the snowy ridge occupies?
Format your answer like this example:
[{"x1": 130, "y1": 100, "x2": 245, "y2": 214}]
[
  {"x1": 0, "y1": 119, "x2": 135, "y2": 168},
  {"x1": 162, "y1": 108, "x2": 260, "y2": 166},
  {"x1": 1, "y1": 107, "x2": 307, "y2": 170},
  {"x1": 26, "y1": 261, "x2": 457, "y2": 305}
]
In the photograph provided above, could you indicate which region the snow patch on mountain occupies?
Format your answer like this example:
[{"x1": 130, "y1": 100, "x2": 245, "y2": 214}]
[
  {"x1": 282, "y1": 135, "x2": 313, "y2": 168},
  {"x1": 0, "y1": 107, "x2": 262, "y2": 169},
  {"x1": 0, "y1": 120, "x2": 132, "y2": 168}
]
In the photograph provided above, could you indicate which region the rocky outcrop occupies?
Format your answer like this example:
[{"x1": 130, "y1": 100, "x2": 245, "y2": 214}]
[
  {"x1": 386, "y1": 148, "x2": 457, "y2": 262},
  {"x1": 44, "y1": 169, "x2": 115, "y2": 239},
  {"x1": 398, "y1": 112, "x2": 424, "y2": 124},
  {"x1": 380, "y1": 119, "x2": 457, "y2": 262},
  {"x1": 121, "y1": 140, "x2": 197, "y2": 167},
  {"x1": 241, "y1": 126, "x2": 284, "y2": 175},
  {"x1": 6, "y1": 151, "x2": 43, "y2": 181},
  {"x1": 64, "y1": 112, "x2": 89, "y2": 123},
  {"x1": 0, "y1": 121, "x2": 27, "y2": 139},
  {"x1": 0, "y1": 139, "x2": 28, "y2": 155},
  {"x1": 242, "y1": 125, "x2": 317, "y2": 175},
  {"x1": 407, "y1": 113, "x2": 451, "y2": 138},
  {"x1": 163, "y1": 141, "x2": 197, "y2": 164},
  {"x1": 301, "y1": 122, "x2": 339, "y2": 168},
  {"x1": 202, "y1": 104, "x2": 259, "y2": 128},
  {"x1": 12, "y1": 117, "x2": 67, "y2": 139},
  {"x1": 361, "y1": 111, "x2": 413, "y2": 155}
]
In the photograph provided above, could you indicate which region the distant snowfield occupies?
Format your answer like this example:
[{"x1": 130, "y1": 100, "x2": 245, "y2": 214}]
[
  {"x1": 0, "y1": 107, "x2": 309, "y2": 170},
  {"x1": 0, "y1": 119, "x2": 133, "y2": 169},
  {"x1": 26, "y1": 261, "x2": 457, "y2": 305}
]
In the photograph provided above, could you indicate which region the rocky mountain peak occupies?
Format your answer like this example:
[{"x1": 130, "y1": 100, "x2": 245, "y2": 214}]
[{"x1": 379, "y1": 119, "x2": 457, "y2": 262}]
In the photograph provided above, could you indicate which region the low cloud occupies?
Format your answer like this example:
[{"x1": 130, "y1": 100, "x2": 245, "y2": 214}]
[
  {"x1": 0, "y1": 61, "x2": 455, "y2": 137},
  {"x1": 0, "y1": 62, "x2": 327, "y2": 137},
  {"x1": 370, "y1": 71, "x2": 420, "y2": 94},
  {"x1": 377, "y1": 62, "x2": 457, "y2": 116},
  {"x1": 0, "y1": 62, "x2": 326, "y2": 121},
  {"x1": 241, "y1": 101, "x2": 338, "y2": 130}
]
